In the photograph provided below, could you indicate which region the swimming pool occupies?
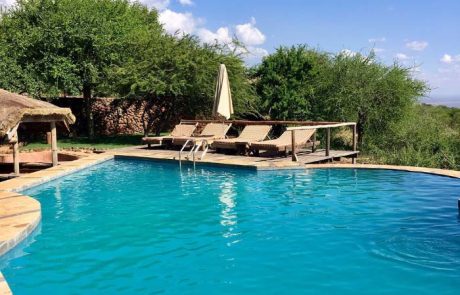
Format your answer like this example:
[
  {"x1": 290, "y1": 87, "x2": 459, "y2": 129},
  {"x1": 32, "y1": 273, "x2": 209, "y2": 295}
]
[{"x1": 1, "y1": 159, "x2": 460, "y2": 294}]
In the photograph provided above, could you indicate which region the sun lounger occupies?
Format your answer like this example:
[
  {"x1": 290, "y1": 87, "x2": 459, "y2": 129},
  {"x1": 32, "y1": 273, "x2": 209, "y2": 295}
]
[
  {"x1": 212, "y1": 125, "x2": 272, "y2": 153},
  {"x1": 172, "y1": 122, "x2": 232, "y2": 160},
  {"x1": 171, "y1": 123, "x2": 232, "y2": 147},
  {"x1": 250, "y1": 129, "x2": 317, "y2": 156},
  {"x1": 142, "y1": 123, "x2": 197, "y2": 148}
]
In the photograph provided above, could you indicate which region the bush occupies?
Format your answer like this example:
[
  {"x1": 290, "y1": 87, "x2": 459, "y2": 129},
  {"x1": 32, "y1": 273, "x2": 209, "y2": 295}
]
[{"x1": 365, "y1": 104, "x2": 459, "y2": 169}]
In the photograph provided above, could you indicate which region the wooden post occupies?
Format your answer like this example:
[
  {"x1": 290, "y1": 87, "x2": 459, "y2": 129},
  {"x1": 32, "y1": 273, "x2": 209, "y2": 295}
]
[
  {"x1": 352, "y1": 124, "x2": 357, "y2": 164},
  {"x1": 312, "y1": 132, "x2": 317, "y2": 152},
  {"x1": 291, "y1": 130, "x2": 297, "y2": 161},
  {"x1": 325, "y1": 128, "x2": 331, "y2": 157},
  {"x1": 12, "y1": 132, "x2": 19, "y2": 175},
  {"x1": 46, "y1": 132, "x2": 52, "y2": 144},
  {"x1": 50, "y1": 121, "x2": 58, "y2": 166}
]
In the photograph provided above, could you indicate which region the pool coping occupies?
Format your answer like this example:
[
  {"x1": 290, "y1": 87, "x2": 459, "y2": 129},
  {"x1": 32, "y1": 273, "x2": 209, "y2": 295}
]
[{"x1": 0, "y1": 151, "x2": 459, "y2": 293}]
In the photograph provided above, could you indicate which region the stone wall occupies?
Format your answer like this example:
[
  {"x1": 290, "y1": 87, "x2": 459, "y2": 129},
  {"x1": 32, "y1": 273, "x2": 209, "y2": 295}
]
[{"x1": 55, "y1": 97, "x2": 157, "y2": 136}]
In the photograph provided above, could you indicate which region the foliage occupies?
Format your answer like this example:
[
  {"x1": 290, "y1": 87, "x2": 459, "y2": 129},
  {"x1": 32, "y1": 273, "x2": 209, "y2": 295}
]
[
  {"x1": 324, "y1": 51, "x2": 428, "y2": 146},
  {"x1": 254, "y1": 45, "x2": 329, "y2": 120},
  {"x1": 251, "y1": 45, "x2": 460, "y2": 170},
  {"x1": 0, "y1": 0, "x2": 159, "y2": 96},
  {"x1": 0, "y1": 0, "x2": 162, "y2": 137},
  {"x1": 112, "y1": 34, "x2": 257, "y2": 134},
  {"x1": 0, "y1": 0, "x2": 256, "y2": 136},
  {"x1": 1, "y1": 2, "x2": 457, "y2": 170},
  {"x1": 252, "y1": 45, "x2": 429, "y2": 146},
  {"x1": 366, "y1": 104, "x2": 460, "y2": 170}
]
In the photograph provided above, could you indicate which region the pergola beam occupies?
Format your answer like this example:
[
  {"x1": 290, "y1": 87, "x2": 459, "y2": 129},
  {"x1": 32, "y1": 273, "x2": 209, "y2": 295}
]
[
  {"x1": 286, "y1": 122, "x2": 356, "y2": 130},
  {"x1": 181, "y1": 119, "x2": 343, "y2": 126}
]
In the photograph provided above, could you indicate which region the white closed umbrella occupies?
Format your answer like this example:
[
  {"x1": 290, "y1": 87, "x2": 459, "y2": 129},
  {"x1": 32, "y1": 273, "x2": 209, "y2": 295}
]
[{"x1": 212, "y1": 64, "x2": 234, "y2": 119}]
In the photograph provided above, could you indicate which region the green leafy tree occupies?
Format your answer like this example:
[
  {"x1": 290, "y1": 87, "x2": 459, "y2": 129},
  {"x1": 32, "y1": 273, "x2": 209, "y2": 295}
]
[
  {"x1": 253, "y1": 46, "x2": 329, "y2": 120},
  {"x1": 0, "y1": 0, "x2": 162, "y2": 138},
  {"x1": 323, "y1": 51, "x2": 428, "y2": 146},
  {"x1": 369, "y1": 104, "x2": 459, "y2": 170},
  {"x1": 112, "y1": 35, "x2": 257, "y2": 135},
  {"x1": 253, "y1": 45, "x2": 428, "y2": 146}
]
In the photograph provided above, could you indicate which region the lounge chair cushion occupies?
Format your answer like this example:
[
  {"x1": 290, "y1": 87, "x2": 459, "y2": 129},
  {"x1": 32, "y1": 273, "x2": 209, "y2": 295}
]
[
  {"x1": 172, "y1": 123, "x2": 232, "y2": 146},
  {"x1": 212, "y1": 125, "x2": 272, "y2": 149},
  {"x1": 142, "y1": 124, "x2": 196, "y2": 144},
  {"x1": 251, "y1": 129, "x2": 316, "y2": 151}
]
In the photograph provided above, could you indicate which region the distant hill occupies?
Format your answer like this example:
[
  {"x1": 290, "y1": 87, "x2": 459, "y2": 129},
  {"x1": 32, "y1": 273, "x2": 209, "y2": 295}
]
[{"x1": 422, "y1": 96, "x2": 460, "y2": 108}]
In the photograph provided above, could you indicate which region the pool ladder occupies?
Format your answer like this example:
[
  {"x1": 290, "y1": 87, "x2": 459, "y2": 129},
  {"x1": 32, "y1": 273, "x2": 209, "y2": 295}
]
[{"x1": 178, "y1": 139, "x2": 210, "y2": 168}]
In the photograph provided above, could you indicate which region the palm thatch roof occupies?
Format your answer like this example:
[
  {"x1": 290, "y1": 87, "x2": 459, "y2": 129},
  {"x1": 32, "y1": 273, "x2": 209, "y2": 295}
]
[{"x1": 0, "y1": 89, "x2": 76, "y2": 140}]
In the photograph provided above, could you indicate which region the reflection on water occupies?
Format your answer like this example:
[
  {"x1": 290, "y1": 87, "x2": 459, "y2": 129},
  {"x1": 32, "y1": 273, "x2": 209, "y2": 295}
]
[
  {"x1": 219, "y1": 176, "x2": 239, "y2": 244},
  {"x1": 54, "y1": 183, "x2": 64, "y2": 220},
  {"x1": 0, "y1": 223, "x2": 42, "y2": 270},
  {"x1": 3, "y1": 160, "x2": 460, "y2": 294}
]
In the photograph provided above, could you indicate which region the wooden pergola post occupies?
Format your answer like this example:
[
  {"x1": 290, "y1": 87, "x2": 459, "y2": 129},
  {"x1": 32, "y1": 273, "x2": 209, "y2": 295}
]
[
  {"x1": 50, "y1": 121, "x2": 58, "y2": 166},
  {"x1": 312, "y1": 132, "x2": 317, "y2": 152},
  {"x1": 12, "y1": 131, "x2": 19, "y2": 175},
  {"x1": 352, "y1": 124, "x2": 357, "y2": 164},
  {"x1": 325, "y1": 128, "x2": 331, "y2": 157},
  {"x1": 291, "y1": 130, "x2": 297, "y2": 162}
]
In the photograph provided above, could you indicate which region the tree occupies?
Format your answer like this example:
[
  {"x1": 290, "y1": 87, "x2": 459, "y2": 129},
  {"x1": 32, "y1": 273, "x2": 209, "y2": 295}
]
[
  {"x1": 0, "y1": 0, "x2": 162, "y2": 138},
  {"x1": 369, "y1": 104, "x2": 459, "y2": 170},
  {"x1": 252, "y1": 45, "x2": 428, "y2": 146},
  {"x1": 112, "y1": 34, "x2": 257, "y2": 135},
  {"x1": 322, "y1": 51, "x2": 428, "y2": 146},
  {"x1": 253, "y1": 46, "x2": 330, "y2": 120}
]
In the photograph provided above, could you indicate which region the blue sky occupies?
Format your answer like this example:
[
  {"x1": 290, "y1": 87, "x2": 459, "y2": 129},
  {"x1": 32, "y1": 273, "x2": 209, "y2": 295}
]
[
  {"x1": 149, "y1": 0, "x2": 460, "y2": 105},
  {"x1": 1, "y1": 0, "x2": 459, "y2": 105}
]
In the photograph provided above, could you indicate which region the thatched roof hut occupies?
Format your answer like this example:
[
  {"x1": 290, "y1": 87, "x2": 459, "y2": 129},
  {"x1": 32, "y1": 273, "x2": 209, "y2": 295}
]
[
  {"x1": 0, "y1": 89, "x2": 75, "y2": 141},
  {"x1": 0, "y1": 89, "x2": 76, "y2": 175}
]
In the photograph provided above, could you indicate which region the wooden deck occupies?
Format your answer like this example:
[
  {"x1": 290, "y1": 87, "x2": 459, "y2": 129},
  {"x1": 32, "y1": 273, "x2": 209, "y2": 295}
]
[{"x1": 115, "y1": 146, "x2": 359, "y2": 170}]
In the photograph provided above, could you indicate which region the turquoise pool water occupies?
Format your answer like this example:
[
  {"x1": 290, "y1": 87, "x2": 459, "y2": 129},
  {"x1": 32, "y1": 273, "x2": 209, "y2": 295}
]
[{"x1": 1, "y1": 159, "x2": 460, "y2": 294}]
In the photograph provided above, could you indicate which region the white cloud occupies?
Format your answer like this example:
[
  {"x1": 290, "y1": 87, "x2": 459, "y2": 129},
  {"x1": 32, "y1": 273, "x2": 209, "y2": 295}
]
[
  {"x1": 247, "y1": 47, "x2": 269, "y2": 58},
  {"x1": 440, "y1": 54, "x2": 460, "y2": 64},
  {"x1": 235, "y1": 17, "x2": 266, "y2": 46},
  {"x1": 178, "y1": 0, "x2": 193, "y2": 6},
  {"x1": 411, "y1": 66, "x2": 422, "y2": 73},
  {"x1": 341, "y1": 49, "x2": 357, "y2": 57},
  {"x1": 395, "y1": 53, "x2": 409, "y2": 60},
  {"x1": 158, "y1": 10, "x2": 268, "y2": 64},
  {"x1": 0, "y1": 0, "x2": 14, "y2": 7},
  {"x1": 405, "y1": 40, "x2": 428, "y2": 51},
  {"x1": 197, "y1": 27, "x2": 232, "y2": 44},
  {"x1": 140, "y1": 0, "x2": 170, "y2": 10},
  {"x1": 242, "y1": 47, "x2": 269, "y2": 65},
  {"x1": 158, "y1": 9, "x2": 200, "y2": 35},
  {"x1": 368, "y1": 37, "x2": 386, "y2": 43},
  {"x1": 373, "y1": 48, "x2": 385, "y2": 53},
  {"x1": 441, "y1": 54, "x2": 453, "y2": 64}
]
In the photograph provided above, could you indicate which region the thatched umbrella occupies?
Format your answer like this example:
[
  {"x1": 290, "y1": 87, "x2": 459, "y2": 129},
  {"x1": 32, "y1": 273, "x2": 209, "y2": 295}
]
[{"x1": 0, "y1": 89, "x2": 75, "y2": 175}]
